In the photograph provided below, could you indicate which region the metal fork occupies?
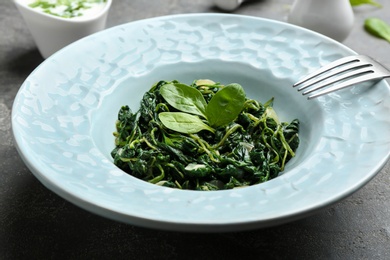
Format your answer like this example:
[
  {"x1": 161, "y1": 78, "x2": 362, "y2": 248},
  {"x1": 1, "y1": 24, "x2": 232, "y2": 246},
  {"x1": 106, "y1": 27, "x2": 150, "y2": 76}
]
[{"x1": 293, "y1": 55, "x2": 390, "y2": 99}]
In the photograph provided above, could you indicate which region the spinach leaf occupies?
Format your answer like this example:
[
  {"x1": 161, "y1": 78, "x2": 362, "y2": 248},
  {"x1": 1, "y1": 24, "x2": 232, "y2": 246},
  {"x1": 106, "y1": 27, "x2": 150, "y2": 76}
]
[
  {"x1": 159, "y1": 112, "x2": 215, "y2": 134},
  {"x1": 160, "y1": 83, "x2": 207, "y2": 118},
  {"x1": 350, "y1": 0, "x2": 382, "y2": 7},
  {"x1": 365, "y1": 18, "x2": 390, "y2": 43},
  {"x1": 206, "y1": 83, "x2": 246, "y2": 128}
]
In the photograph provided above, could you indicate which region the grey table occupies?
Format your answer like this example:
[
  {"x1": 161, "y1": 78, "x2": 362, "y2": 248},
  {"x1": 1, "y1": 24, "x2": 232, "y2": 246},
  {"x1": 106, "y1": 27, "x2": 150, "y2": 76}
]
[{"x1": 1, "y1": 0, "x2": 390, "y2": 259}]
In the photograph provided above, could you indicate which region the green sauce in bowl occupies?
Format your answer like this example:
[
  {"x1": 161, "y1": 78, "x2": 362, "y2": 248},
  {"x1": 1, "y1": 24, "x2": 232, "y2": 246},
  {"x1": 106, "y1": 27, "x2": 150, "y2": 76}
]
[{"x1": 28, "y1": 0, "x2": 107, "y2": 19}]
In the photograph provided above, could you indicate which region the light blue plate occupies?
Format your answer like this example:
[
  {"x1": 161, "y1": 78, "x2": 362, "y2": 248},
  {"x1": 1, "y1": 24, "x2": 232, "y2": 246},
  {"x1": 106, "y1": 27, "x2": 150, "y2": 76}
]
[{"x1": 12, "y1": 13, "x2": 390, "y2": 232}]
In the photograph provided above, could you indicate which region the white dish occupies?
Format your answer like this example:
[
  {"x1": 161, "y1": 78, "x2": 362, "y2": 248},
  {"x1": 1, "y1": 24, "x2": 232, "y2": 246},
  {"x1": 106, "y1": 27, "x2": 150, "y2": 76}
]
[
  {"x1": 12, "y1": 14, "x2": 390, "y2": 232},
  {"x1": 13, "y1": 0, "x2": 112, "y2": 58}
]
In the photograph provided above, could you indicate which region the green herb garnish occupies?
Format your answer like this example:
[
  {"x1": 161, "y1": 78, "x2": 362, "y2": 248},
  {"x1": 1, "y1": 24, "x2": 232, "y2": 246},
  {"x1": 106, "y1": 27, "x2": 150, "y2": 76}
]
[
  {"x1": 28, "y1": 0, "x2": 106, "y2": 18},
  {"x1": 159, "y1": 82, "x2": 245, "y2": 132},
  {"x1": 111, "y1": 79, "x2": 300, "y2": 191},
  {"x1": 350, "y1": 0, "x2": 382, "y2": 7},
  {"x1": 364, "y1": 18, "x2": 390, "y2": 43}
]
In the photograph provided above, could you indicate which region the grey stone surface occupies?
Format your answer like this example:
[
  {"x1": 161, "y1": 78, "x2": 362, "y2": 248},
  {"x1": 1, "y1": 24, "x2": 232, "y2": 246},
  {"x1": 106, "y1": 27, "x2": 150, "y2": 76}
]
[{"x1": 1, "y1": 0, "x2": 390, "y2": 259}]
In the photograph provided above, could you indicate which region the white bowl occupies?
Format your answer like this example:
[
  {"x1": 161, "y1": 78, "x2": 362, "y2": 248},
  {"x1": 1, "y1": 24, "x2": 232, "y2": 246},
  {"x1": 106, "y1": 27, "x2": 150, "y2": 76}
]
[
  {"x1": 13, "y1": 0, "x2": 112, "y2": 58},
  {"x1": 12, "y1": 14, "x2": 390, "y2": 232}
]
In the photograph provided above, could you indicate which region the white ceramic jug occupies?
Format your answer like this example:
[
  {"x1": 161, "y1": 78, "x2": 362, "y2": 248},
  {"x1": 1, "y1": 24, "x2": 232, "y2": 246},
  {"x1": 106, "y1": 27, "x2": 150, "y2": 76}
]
[
  {"x1": 214, "y1": 0, "x2": 244, "y2": 11},
  {"x1": 288, "y1": 0, "x2": 354, "y2": 42}
]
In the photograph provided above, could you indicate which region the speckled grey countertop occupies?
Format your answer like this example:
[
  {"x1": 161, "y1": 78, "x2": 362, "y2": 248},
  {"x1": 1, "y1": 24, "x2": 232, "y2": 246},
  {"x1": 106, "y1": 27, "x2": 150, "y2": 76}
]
[{"x1": 1, "y1": 0, "x2": 390, "y2": 259}]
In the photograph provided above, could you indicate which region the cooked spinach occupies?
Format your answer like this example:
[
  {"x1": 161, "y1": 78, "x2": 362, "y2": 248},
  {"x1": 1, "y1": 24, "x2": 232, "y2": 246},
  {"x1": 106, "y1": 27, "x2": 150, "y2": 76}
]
[{"x1": 111, "y1": 79, "x2": 300, "y2": 191}]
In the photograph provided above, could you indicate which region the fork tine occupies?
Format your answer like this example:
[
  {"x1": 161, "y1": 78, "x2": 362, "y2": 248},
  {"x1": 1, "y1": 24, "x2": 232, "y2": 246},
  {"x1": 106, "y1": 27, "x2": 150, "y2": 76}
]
[
  {"x1": 306, "y1": 73, "x2": 381, "y2": 99},
  {"x1": 294, "y1": 54, "x2": 390, "y2": 99},
  {"x1": 293, "y1": 55, "x2": 362, "y2": 87},
  {"x1": 296, "y1": 62, "x2": 372, "y2": 91},
  {"x1": 301, "y1": 66, "x2": 374, "y2": 95}
]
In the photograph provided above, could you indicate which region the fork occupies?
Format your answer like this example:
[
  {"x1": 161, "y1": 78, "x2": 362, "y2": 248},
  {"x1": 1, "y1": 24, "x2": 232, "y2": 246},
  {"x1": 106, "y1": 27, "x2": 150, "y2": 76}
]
[{"x1": 293, "y1": 55, "x2": 390, "y2": 99}]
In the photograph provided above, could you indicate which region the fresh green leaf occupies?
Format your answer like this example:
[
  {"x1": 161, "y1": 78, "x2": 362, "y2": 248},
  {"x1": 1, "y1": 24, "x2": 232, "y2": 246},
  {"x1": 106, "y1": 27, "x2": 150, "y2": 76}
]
[
  {"x1": 159, "y1": 112, "x2": 215, "y2": 134},
  {"x1": 160, "y1": 83, "x2": 207, "y2": 118},
  {"x1": 364, "y1": 18, "x2": 390, "y2": 42},
  {"x1": 350, "y1": 0, "x2": 382, "y2": 7},
  {"x1": 206, "y1": 83, "x2": 246, "y2": 128}
]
